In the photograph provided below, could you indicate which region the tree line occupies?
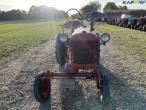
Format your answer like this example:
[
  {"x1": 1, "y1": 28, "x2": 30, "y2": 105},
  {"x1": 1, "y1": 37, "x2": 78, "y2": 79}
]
[
  {"x1": 80, "y1": 1, "x2": 128, "y2": 14},
  {"x1": 0, "y1": 2, "x2": 128, "y2": 21},
  {"x1": 0, "y1": 5, "x2": 67, "y2": 21},
  {"x1": 103, "y1": 2, "x2": 128, "y2": 11}
]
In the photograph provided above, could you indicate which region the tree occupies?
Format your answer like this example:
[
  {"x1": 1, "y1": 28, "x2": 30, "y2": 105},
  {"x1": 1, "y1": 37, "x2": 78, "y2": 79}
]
[
  {"x1": 0, "y1": 9, "x2": 27, "y2": 21},
  {"x1": 0, "y1": 5, "x2": 66, "y2": 21},
  {"x1": 118, "y1": 5, "x2": 128, "y2": 10},
  {"x1": 80, "y1": 1, "x2": 101, "y2": 14},
  {"x1": 28, "y1": 5, "x2": 67, "y2": 20},
  {"x1": 103, "y1": 2, "x2": 119, "y2": 12}
]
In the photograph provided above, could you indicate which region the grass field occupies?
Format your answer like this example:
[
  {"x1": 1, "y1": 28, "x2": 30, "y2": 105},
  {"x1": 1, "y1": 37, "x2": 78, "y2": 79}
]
[
  {"x1": 0, "y1": 20, "x2": 63, "y2": 59},
  {"x1": 96, "y1": 23, "x2": 146, "y2": 57},
  {"x1": 1, "y1": 21, "x2": 145, "y2": 59}
]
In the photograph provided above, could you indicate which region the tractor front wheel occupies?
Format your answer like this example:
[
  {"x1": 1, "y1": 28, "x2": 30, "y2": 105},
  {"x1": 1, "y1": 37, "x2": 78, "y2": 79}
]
[
  {"x1": 33, "y1": 72, "x2": 51, "y2": 103},
  {"x1": 96, "y1": 72, "x2": 110, "y2": 105}
]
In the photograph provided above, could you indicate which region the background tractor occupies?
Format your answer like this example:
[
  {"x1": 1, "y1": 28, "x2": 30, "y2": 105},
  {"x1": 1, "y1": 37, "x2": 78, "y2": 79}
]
[
  {"x1": 128, "y1": 17, "x2": 137, "y2": 29},
  {"x1": 139, "y1": 17, "x2": 146, "y2": 31}
]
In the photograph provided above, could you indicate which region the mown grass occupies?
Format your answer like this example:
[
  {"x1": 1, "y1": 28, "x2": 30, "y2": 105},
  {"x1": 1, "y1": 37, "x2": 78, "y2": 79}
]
[
  {"x1": 0, "y1": 19, "x2": 64, "y2": 58},
  {"x1": 96, "y1": 23, "x2": 146, "y2": 57}
]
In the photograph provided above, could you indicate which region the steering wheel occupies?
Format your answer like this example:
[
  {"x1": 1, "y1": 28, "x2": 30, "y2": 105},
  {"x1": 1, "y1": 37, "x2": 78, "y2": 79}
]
[{"x1": 66, "y1": 8, "x2": 83, "y2": 26}]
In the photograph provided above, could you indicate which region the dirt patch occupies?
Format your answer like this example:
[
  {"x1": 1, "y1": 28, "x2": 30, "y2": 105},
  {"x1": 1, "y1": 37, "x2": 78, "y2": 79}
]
[
  {"x1": 100, "y1": 40, "x2": 146, "y2": 110},
  {"x1": 0, "y1": 37, "x2": 57, "y2": 110}
]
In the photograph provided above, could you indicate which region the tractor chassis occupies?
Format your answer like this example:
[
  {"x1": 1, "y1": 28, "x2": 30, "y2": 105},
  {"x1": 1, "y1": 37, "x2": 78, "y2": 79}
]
[
  {"x1": 33, "y1": 70, "x2": 111, "y2": 104},
  {"x1": 41, "y1": 71, "x2": 102, "y2": 90}
]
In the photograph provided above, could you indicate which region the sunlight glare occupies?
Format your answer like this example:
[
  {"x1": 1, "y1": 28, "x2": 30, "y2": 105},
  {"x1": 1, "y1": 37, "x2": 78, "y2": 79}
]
[{"x1": 13, "y1": 0, "x2": 88, "y2": 11}]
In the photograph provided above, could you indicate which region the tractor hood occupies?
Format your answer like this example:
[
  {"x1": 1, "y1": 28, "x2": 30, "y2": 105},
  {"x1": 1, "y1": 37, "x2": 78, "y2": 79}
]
[{"x1": 72, "y1": 26, "x2": 97, "y2": 36}]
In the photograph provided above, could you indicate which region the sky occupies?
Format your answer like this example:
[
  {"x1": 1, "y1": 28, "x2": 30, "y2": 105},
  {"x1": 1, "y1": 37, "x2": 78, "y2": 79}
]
[{"x1": 0, "y1": 0, "x2": 146, "y2": 11}]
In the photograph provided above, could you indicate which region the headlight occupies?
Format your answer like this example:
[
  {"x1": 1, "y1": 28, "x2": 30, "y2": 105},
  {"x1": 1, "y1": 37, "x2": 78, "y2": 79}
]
[
  {"x1": 59, "y1": 34, "x2": 68, "y2": 42},
  {"x1": 101, "y1": 33, "x2": 110, "y2": 43}
]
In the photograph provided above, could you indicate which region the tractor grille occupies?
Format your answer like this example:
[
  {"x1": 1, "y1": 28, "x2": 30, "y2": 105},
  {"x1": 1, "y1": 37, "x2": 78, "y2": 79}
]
[{"x1": 70, "y1": 33, "x2": 99, "y2": 64}]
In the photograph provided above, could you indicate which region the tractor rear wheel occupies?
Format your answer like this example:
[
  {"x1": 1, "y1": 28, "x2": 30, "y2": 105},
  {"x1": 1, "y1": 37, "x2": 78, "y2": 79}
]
[
  {"x1": 143, "y1": 25, "x2": 146, "y2": 32},
  {"x1": 55, "y1": 34, "x2": 67, "y2": 65},
  {"x1": 131, "y1": 25, "x2": 134, "y2": 29},
  {"x1": 97, "y1": 46, "x2": 100, "y2": 64},
  {"x1": 134, "y1": 25, "x2": 138, "y2": 30},
  {"x1": 33, "y1": 72, "x2": 51, "y2": 103},
  {"x1": 97, "y1": 72, "x2": 110, "y2": 105}
]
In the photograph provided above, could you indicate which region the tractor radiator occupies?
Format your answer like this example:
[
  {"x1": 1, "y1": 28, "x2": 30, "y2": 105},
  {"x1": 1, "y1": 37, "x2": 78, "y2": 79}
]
[{"x1": 70, "y1": 32, "x2": 99, "y2": 64}]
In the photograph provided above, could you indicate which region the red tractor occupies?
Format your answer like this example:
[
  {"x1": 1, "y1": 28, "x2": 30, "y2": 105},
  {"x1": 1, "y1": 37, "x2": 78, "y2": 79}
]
[
  {"x1": 134, "y1": 17, "x2": 146, "y2": 31},
  {"x1": 33, "y1": 9, "x2": 110, "y2": 106},
  {"x1": 139, "y1": 17, "x2": 146, "y2": 31}
]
